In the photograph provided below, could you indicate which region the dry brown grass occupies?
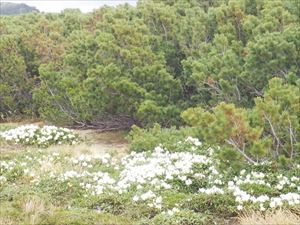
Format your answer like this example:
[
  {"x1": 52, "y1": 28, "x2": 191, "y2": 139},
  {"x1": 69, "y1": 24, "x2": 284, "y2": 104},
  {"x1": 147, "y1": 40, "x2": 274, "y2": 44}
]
[
  {"x1": 1, "y1": 122, "x2": 129, "y2": 160},
  {"x1": 39, "y1": 160, "x2": 64, "y2": 174},
  {"x1": 0, "y1": 217, "x2": 16, "y2": 225},
  {"x1": 21, "y1": 196, "x2": 46, "y2": 225},
  {"x1": 46, "y1": 129, "x2": 129, "y2": 159},
  {"x1": 238, "y1": 209, "x2": 300, "y2": 225}
]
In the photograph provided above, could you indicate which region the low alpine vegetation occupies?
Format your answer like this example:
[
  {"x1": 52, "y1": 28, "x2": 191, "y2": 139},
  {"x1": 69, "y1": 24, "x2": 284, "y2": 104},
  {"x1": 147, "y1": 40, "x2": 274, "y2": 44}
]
[
  {"x1": 1, "y1": 132, "x2": 299, "y2": 224},
  {"x1": 1, "y1": 0, "x2": 299, "y2": 224},
  {"x1": 0, "y1": 124, "x2": 80, "y2": 147}
]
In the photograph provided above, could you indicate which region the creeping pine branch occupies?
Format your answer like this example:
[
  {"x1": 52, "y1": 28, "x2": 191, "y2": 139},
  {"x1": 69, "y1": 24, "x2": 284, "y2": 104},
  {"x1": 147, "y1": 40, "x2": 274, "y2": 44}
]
[
  {"x1": 264, "y1": 113, "x2": 283, "y2": 158},
  {"x1": 235, "y1": 85, "x2": 241, "y2": 101},
  {"x1": 250, "y1": 87, "x2": 263, "y2": 97},
  {"x1": 288, "y1": 117, "x2": 295, "y2": 159},
  {"x1": 203, "y1": 81, "x2": 230, "y2": 102},
  {"x1": 225, "y1": 139, "x2": 255, "y2": 164},
  {"x1": 161, "y1": 22, "x2": 168, "y2": 40},
  {"x1": 46, "y1": 85, "x2": 86, "y2": 127}
]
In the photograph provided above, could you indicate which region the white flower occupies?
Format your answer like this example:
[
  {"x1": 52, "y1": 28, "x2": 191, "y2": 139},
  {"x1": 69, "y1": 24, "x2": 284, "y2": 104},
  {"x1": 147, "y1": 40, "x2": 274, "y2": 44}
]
[
  {"x1": 155, "y1": 196, "x2": 162, "y2": 204},
  {"x1": 237, "y1": 205, "x2": 243, "y2": 210},
  {"x1": 0, "y1": 176, "x2": 7, "y2": 182},
  {"x1": 141, "y1": 191, "x2": 156, "y2": 201},
  {"x1": 185, "y1": 137, "x2": 202, "y2": 146},
  {"x1": 133, "y1": 195, "x2": 139, "y2": 202},
  {"x1": 199, "y1": 186, "x2": 224, "y2": 195},
  {"x1": 185, "y1": 179, "x2": 192, "y2": 185},
  {"x1": 167, "y1": 207, "x2": 179, "y2": 216},
  {"x1": 260, "y1": 204, "x2": 266, "y2": 211},
  {"x1": 270, "y1": 201, "x2": 276, "y2": 208},
  {"x1": 0, "y1": 124, "x2": 78, "y2": 147}
]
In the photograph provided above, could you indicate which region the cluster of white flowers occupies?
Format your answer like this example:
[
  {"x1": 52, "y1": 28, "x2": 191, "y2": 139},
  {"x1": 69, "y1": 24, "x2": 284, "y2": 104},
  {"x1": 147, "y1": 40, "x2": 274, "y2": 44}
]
[
  {"x1": 116, "y1": 146, "x2": 215, "y2": 193},
  {"x1": 72, "y1": 155, "x2": 93, "y2": 168},
  {"x1": 39, "y1": 153, "x2": 116, "y2": 195},
  {"x1": 51, "y1": 169, "x2": 116, "y2": 195},
  {"x1": 164, "y1": 207, "x2": 180, "y2": 216},
  {"x1": 133, "y1": 191, "x2": 163, "y2": 209},
  {"x1": 0, "y1": 175, "x2": 7, "y2": 183},
  {"x1": 199, "y1": 186, "x2": 224, "y2": 195},
  {"x1": 0, "y1": 151, "x2": 66, "y2": 184},
  {"x1": 0, "y1": 124, "x2": 80, "y2": 147},
  {"x1": 269, "y1": 193, "x2": 300, "y2": 208},
  {"x1": 50, "y1": 144, "x2": 219, "y2": 209},
  {"x1": 80, "y1": 171, "x2": 116, "y2": 195},
  {"x1": 71, "y1": 153, "x2": 113, "y2": 168},
  {"x1": 227, "y1": 170, "x2": 300, "y2": 211},
  {"x1": 0, "y1": 160, "x2": 17, "y2": 171},
  {"x1": 0, "y1": 124, "x2": 38, "y2": 142},
  {"x1": 1, "y1": 135, "x2": 299, "y2": 213},
  {"x1": 275, "y1": 174, "x2": 297, "y2": 190},
  {"x1": 234, "y1": 171, "x2": 270, "y2": 186},
  {"x1": 185, "y1": 136, "x2": 202, "y2": 147}
]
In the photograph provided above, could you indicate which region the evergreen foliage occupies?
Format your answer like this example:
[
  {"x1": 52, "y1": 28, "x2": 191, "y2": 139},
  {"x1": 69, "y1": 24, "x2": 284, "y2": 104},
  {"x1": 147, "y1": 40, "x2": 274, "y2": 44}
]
[{"x1": 0, "y1": 0, "x2": 299, "y2": 161}]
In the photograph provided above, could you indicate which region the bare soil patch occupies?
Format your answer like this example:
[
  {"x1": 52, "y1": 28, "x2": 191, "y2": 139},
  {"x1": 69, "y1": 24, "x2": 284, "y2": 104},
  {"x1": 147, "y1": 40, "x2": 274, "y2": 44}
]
[
  {"x1": 48, "y1": 129, "x2": 129, "y2": 158},
  {"x1": 0, "y1": 122, "x2": 129, "y2": 159}
]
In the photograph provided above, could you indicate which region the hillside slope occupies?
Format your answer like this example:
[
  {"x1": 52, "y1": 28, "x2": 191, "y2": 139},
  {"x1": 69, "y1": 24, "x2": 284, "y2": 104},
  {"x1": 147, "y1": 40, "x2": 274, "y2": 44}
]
[{"x1": 0, "y1": 2, "x2": 39, "y2": 15}]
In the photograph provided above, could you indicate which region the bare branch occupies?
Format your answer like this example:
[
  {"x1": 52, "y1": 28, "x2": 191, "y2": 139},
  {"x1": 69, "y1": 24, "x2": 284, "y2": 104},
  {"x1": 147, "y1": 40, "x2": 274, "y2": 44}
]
[
  {"x1": 225, "y1": 139, "x2": 255, "y2": 164},
  {"x1": 264, "y1": 113, "x2": 282, "y2": 158},
  {"x1": 235, "y1": 85, "x2": 241, "y2": 101},
  {"x1": 161, "y1": 22, "x2": 168, "y2": 40},
  {"x1": 288, "y1": 117, "x2": 294, "y2": 159}
]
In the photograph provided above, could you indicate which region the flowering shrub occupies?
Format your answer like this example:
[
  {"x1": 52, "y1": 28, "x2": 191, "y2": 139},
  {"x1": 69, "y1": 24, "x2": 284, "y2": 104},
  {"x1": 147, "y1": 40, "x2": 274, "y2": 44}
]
[
  {"x1": 228, "y1": 169, "x2": 300, "y2": 211},
  {"x1": 0, "y1": 124, "x2": 80, "y2": 147},
  {"x1": 0, "y1": 136, "x2": 299, "y2": 224}
]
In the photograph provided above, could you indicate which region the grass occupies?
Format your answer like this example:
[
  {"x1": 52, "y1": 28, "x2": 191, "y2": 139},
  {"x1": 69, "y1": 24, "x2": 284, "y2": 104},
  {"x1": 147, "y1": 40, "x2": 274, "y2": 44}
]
[
  {"x1": 0, "y1": 216, "x2": 16, "y2": 225},
  {"x1": 238, "y1": 209, "x2": 300, "y2": 225},
  {"x1": 0, "y1": 121, "x2": 129, "y2": 159},
  {"x1": 1, "y1": 122, "x2": 299, "y2": 225},
  {"x1": 0, "y1": 122, "x2": 133, "y2": 225}
]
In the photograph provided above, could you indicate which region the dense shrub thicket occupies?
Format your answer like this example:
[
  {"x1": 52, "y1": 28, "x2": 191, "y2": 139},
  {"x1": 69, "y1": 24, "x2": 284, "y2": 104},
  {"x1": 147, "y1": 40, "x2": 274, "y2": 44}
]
[
  {"x1": 182, "y1": 78, "x2": 300, "y2": 163},
  {"x1": 0, "y1": 0, "x2": 299, "y2": 162}
]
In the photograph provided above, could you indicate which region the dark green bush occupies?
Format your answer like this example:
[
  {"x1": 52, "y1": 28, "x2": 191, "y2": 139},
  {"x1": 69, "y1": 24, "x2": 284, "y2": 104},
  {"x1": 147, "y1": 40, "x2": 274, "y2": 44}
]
[
  {"x1": 81, "y1": 193, "x2": 127, "y2": 215},
  {"x1": 180, "y1": 194, "x2": 237, "y2": 218},
  {"x1": 1, "y1": 0, "x2": 299, "y2": 130},
  {"x1": 34, "y1": 178, "x2": 85, "y2": 206},
  {"x1": 149, "y1": 209, "x2": 213, "y2": 225},
  {"x1": 127, "y1": 124, "x2": 193, "y2": 152},
  {"x1": 182, "y1": 78, "x2": 300, "y2": 164},
  {"x1": 39, "y1": 210, "x2": 99, "y2": 225}
]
